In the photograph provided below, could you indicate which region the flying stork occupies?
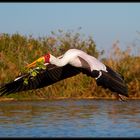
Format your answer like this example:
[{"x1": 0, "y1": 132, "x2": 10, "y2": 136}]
[{"x1": 0, "y1": 49, "x2": 128, "y2": 100}]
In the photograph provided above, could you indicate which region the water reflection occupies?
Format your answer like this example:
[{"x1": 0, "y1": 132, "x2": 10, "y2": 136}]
[
  {"x1": 105, "y1": 100, "x2": 140, "y2": 127},
  {"x1": 0, "y1": 100, "x2": 98, "y2": 124},
  {"x1": 0, "y1": 99, "x2": 140, "y2": 137}
]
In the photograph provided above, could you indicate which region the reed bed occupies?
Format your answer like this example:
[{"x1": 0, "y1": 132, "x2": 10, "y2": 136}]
[{"x1": 0, "y1": 30, "x2": 140, "y2": 100}]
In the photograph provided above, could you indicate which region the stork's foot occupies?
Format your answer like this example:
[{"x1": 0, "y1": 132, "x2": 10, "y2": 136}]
[{"x1": 114, "y1": 94, "x2": 128, "y2": 101}]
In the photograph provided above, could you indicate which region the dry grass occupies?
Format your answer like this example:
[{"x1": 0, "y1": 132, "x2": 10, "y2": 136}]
[{"x1": 0, "y1": 31, "x2": 140, "y2": 100}]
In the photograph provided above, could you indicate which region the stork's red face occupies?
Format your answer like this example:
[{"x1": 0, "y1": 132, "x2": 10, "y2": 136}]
[
  {"x1": 26, "y1": 54, "x2": 50, "y2": 69},
  {"x1": 44, "y1": 54, "x2": 50, "y2": 63}
]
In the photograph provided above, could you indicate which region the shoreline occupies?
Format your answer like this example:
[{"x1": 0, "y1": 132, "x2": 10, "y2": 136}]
[{"x1": 0, "y1": 96, "x2": 140, "y2": 102}]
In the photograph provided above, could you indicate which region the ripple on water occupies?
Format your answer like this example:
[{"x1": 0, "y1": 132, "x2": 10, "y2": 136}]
[{"x1": 0, "y1": 99, "x2": 140, "y2": 137}]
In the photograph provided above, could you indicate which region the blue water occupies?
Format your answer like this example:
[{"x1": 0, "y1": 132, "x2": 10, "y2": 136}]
[{"x1": 0, "y1": 99, "x2": 140, "y2": 137}]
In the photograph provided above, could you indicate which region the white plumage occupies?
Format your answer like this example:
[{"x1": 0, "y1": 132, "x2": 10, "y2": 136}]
[{"x1": 50, "y1": 49, "x2": 107, "y2": 72}]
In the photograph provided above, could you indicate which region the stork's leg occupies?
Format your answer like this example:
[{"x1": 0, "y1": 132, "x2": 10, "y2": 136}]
[{"x1": 114, "y1": 93, "x2": 127, "y2": 101}]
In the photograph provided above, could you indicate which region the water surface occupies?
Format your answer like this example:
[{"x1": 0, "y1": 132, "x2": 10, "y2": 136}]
[{"x1": 0, "y1": 99, "x2": 140, "y2": 137}]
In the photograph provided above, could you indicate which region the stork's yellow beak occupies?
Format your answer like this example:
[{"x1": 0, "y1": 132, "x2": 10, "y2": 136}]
[{"x1": 26, "y1": 56, "x2": 45, "y2": 69}]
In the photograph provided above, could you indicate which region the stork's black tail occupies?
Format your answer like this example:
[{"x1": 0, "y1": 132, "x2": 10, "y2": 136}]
[{"x1": 95, "y1": 65, "x2": 128, "y2": 97}]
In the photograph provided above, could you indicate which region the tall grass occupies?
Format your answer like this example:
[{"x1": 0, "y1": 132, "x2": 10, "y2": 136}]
[{"x1": 0, "y1": 31, "x2": 140, "y2": 100}]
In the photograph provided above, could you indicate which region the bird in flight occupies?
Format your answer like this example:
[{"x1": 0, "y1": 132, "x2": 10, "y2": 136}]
[{"x1": 0, "y1": 49, "x2": 128, "y2": 100}]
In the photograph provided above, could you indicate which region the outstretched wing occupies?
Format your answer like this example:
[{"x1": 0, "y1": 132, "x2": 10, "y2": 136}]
[
  {"x1": 0, "y1": 62, "x2": 128, "y2": 98},
  {"x1": 0, "y1": 64, "x2": 83, "y2": 96}
]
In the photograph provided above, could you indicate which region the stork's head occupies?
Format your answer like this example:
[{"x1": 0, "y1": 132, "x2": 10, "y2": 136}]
[{"x1": 26, "y1": 53, "x2": 50, "y2": 69}]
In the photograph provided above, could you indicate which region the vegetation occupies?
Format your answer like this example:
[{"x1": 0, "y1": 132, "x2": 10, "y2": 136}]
[{"x1": 0, "y1": 30, "x2": 140, "y2": 100}]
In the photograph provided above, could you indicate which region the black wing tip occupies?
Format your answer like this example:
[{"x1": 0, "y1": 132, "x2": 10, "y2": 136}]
[
  {"x1": 0, "y1": 78, "x2": 23, "y2": 96},
  {"x1": 120, "y1": 86, "x2": 129, "y2": 97},
  {"x1": 0, "y1": 85, "x2": 12, "y2": 96}
]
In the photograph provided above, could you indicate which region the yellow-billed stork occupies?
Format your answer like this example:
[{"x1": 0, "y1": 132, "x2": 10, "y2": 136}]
[{"x1": 0, "y1": 49, "x2": 128, "y2": 100}]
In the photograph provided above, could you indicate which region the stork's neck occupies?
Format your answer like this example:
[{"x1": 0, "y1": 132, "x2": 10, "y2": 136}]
[{"x1": 50, "y1": 54, "x2": 69, "y2": 67}]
